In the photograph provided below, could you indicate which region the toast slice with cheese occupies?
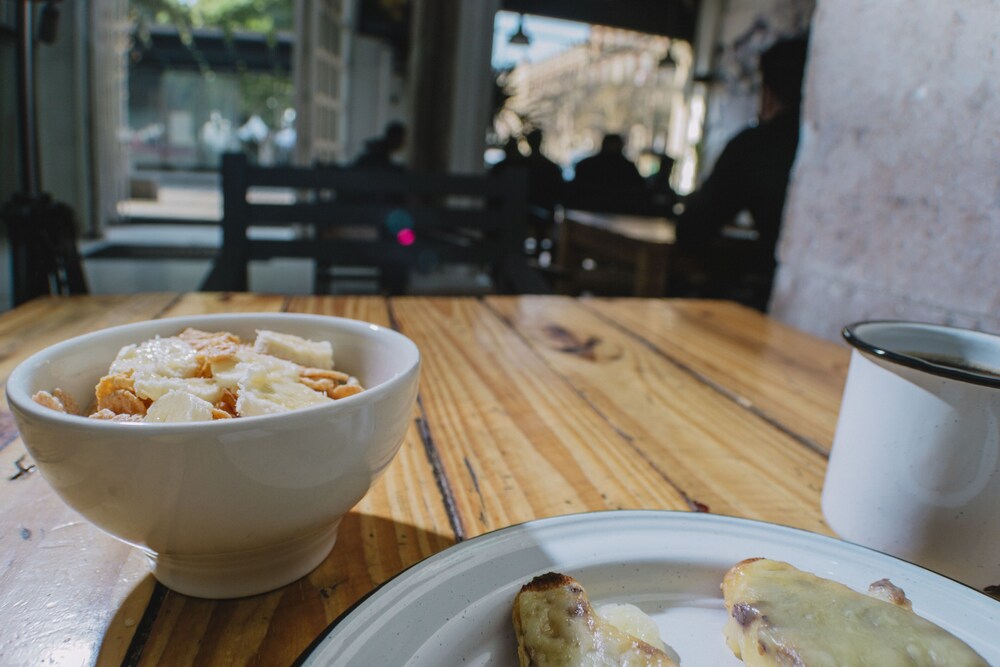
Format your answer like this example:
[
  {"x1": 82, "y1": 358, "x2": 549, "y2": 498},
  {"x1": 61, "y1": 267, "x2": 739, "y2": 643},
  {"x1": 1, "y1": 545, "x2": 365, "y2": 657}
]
[
  {"x1": 513, "y1": 572, "x2": 679, "y2": 667},
  {"x1": 722, "y1": 558, "x2": 988, "y2": 666}
]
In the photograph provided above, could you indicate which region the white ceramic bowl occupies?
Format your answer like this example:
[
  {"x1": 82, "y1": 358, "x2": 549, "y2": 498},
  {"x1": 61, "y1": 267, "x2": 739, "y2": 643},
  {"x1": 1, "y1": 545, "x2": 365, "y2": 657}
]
[{"x1": 6, "y1": 313, "x2": 420, "y2": 599}]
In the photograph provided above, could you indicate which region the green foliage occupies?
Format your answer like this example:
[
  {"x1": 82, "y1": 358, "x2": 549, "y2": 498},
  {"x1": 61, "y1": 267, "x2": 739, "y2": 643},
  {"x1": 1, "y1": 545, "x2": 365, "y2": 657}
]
[
  {"x1": 239, "y1": 72, "x2": 294, "y2": 128},
  {"x1": 129, "y1": 0, "x2": 295, "y2": 128},
  {"x1": 130, "y1": 0, "x2": 294, "y2": 38}
]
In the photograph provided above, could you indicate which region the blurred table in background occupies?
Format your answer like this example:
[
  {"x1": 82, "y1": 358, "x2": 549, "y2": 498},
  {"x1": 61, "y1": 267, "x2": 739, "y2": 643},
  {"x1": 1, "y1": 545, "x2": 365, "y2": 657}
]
[
  {"x1": 556, "y1": 209, "x2": 676, "y2": 296},
  {"x1": 0, "y1": 293, "x2": 849, "y2": 665}
]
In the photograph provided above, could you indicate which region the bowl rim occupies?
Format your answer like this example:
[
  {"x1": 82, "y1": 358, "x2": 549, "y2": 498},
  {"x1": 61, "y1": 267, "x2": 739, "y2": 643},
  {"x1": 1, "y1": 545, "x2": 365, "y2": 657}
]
[{"x1": 6, "y1": 312, "x2": 421, "y2": 432}]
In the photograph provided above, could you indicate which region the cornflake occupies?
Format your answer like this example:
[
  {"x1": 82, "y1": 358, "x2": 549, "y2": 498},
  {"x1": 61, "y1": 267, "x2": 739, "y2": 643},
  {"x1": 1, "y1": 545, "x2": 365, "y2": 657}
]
[{"x1": 33, "y1": 329, "x2": 365, "y2": 423}]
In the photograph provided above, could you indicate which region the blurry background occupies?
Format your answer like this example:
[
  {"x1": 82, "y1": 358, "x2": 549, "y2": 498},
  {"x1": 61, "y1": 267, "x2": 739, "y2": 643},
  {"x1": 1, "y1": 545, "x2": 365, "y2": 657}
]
[{"x1": 1, "y1": 0, "x2": 997, "y2": 339}]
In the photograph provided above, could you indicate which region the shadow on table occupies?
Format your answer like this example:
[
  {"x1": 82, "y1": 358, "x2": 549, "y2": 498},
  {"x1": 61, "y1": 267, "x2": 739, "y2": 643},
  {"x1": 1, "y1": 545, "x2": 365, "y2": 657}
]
[{"x1": 98, "y1": 512, "x2": 456, "y2": 665}]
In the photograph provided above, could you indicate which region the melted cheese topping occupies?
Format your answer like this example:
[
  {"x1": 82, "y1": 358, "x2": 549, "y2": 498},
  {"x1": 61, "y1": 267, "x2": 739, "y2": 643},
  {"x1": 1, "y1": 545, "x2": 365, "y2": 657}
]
[{"x1": 722, "y1": 559, "x2": 989, "y2": 667}]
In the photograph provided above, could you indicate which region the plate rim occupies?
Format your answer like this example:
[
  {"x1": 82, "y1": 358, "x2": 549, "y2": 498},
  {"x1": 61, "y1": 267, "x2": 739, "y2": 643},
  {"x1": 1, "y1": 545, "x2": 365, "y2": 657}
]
[{"x1": 293, "y1": 509, "x2": 998, "y2": 665}]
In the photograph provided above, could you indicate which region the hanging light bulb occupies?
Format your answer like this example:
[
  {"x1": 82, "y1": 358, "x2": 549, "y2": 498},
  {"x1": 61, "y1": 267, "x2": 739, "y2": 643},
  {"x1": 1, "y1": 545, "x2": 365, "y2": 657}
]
[{"x1": 508, "y1": 14, "x2": 531, "y2": 46}]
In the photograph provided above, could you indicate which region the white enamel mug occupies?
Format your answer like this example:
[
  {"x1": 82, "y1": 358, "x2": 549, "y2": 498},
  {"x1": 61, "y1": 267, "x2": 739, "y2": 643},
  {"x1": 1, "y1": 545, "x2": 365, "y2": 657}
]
[{"x1": 823, "y1": 320, "x2": 1000, "y2": 592}]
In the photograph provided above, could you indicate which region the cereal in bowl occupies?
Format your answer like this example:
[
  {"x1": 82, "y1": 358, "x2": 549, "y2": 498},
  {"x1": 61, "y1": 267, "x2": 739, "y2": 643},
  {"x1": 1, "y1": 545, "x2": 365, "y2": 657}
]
[{"x1": 32, "y1": 328, "x2": 364, "y2": 423}]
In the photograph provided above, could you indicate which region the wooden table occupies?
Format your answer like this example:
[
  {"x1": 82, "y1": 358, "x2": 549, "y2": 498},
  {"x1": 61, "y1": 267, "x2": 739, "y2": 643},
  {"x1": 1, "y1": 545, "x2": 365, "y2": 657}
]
[
  {"x1": 0, "y1": 293, "x2": 850, "y2": 665},
  {"x1": 556, "y1": 209, "x2": 676, "y2": 297}
]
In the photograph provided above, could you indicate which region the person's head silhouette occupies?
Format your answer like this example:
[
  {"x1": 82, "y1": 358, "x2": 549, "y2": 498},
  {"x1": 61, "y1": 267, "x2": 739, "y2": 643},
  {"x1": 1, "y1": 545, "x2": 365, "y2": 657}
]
[
  {"x1": 384, "y1": 122, "x2": 406, "y2": 152},
  {"x1": 600, "y1": 134, "x2": 625, "y2": 155},
  {"x1": 759, "y1": 36, "x2": 809, "y2": 121}
]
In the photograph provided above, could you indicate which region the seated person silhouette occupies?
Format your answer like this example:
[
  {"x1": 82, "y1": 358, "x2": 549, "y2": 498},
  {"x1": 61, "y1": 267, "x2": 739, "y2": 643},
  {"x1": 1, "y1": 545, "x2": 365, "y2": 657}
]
[
  {"x1": 568, "y1": 133, "x2": 647, "y2": 213},
  {"x1": 354, "y1": 121, "x2": 406, "y2": 170},
  {"x1": 645, "y1": 151, "x2": 679, "y2": 213},
  {"x1": 492, "y1": 132, "x2": 565, "y2": 250},
  {"x1": 673, "y1": 35, "x2": 809, "y2": 310},
  {"x1": 522, "y1": 129, "x2": 565, "y2": 211},
  {"x1": 521, "y1": 129, "x2": 565, "y2": 245}
]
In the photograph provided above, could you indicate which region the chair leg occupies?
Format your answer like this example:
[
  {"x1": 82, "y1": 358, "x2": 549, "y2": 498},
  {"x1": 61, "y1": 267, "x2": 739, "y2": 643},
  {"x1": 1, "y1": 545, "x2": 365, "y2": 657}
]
[{"x1": 381, "y1": 262, "x2": 409, "y2": 295}]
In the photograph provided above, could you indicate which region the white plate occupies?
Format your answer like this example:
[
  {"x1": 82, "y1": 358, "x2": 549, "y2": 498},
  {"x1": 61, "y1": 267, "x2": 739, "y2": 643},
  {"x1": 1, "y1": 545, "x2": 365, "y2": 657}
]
[{"x1": 296, "y1": 510, "x2": 1000, "y2": 666}]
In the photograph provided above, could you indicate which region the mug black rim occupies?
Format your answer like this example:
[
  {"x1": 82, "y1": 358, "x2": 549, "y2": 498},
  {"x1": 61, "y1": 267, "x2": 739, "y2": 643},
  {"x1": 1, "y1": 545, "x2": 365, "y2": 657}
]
[{"x1": 843, "y1": 320, "x2": 1000, "y2": 389}]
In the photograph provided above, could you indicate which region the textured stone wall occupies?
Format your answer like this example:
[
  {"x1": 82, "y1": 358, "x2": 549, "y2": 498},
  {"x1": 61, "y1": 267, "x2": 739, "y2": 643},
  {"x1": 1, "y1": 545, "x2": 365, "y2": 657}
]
[{"x1": 771, "y1": 1, "x2": 1000, "y2": 341}]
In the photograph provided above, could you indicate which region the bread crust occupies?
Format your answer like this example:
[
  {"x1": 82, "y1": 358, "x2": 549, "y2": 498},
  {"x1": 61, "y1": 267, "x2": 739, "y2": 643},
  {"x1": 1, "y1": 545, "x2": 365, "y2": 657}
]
[{"x1": 513, "y1": 572, "x2": 678, "y2": 667}]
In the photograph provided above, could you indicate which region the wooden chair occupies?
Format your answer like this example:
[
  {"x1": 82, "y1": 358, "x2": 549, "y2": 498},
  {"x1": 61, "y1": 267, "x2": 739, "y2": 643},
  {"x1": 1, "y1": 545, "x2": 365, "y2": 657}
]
[
  {"x1": 2, "y1": 192, "x2": 89, "y2": 305},
  {"x1": 666, "y1": 236, "x2": 776, "y2": 312},
  {"x1": 201, "y1": 153, "x2": 550, "y2": 294}
]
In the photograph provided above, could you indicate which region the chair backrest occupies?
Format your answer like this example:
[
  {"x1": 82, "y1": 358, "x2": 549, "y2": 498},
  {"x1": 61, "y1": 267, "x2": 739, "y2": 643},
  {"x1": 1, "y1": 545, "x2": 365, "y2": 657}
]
[
  {"x1": 201, "y1": 153, "x2": 548, "y2": 294},
  {"x1": 2, "y1": 192, "x2": 89, "y2": 305}
]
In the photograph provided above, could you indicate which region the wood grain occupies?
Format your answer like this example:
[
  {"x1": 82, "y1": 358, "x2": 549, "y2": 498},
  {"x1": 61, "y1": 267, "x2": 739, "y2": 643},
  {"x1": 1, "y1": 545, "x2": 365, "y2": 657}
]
[
  {"x1": 0, "y1": 294, "x2": 180, "y2": 667},
  {"x1": 0, "y1": 295, "x2": 851, "y2": 667},
  {"x1": 0, "y1": 440, "x2": 154, "y2": 666},
  {"x1": 156, "y1": 292, "x2": 290, "y2": 317},
  {"x1": 580, "y1": 298, "x2": 850, "y2": 452},
  {"x1": 389, "y1": 297, "x2": 691, "y2": 538},
  {"x1": 486, "y1": 296, "x2": 832, "y2": 534}
]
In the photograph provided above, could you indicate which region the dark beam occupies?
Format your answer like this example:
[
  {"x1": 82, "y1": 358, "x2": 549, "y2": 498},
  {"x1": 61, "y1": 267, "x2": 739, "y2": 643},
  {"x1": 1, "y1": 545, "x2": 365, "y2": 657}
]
[
  {"x1": 130, "y1": 26, "x2": 293, "y2": 74},
  {"x1": 501, "y1": 0, "x2": 698, "y2": 41}
]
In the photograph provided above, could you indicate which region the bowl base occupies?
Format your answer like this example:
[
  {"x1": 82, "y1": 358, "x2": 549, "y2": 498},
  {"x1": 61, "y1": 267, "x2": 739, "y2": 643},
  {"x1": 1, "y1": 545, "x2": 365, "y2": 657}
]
[{"x1": 148, "y1": 519, "x2": 342, "y2": 599}]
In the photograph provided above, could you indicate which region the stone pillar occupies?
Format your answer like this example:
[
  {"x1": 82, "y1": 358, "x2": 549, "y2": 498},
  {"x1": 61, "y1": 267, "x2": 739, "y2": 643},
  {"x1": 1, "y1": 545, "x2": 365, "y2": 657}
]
[
  {"x1": 771, "y1": 1, "x2": 1000, "y2": 339},
  {"x1": 407, "y1": 0, "x2": 460, "y2": 173},
  {"x1": 407, "y1": 0, "x2": 498, "y2": 173},
  {"x1": 448, "y1": 0, "x2": 500, "y2": 174}
]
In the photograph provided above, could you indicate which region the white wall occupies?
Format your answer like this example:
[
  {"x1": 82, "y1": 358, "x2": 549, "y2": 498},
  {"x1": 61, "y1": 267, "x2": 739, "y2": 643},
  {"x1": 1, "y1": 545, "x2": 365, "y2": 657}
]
[{"x1": 771, "y1": 1, "x2": 1000, "y2": 340}]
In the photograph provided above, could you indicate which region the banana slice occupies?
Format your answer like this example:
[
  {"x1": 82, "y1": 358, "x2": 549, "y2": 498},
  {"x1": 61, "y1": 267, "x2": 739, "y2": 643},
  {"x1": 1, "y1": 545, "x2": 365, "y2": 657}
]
[
  {"x1": 145, "y1": 389, "x2": 216, "y2": 422},
  {"x1": 211, "y1": 349, "x2": 300, "y2": 389},
  {"x1": 236, "y1": 365, "x2": 332, "y2": 417},
  {"x1": 253, "y1": 330, "x2": 334, "y2": 370},
  {"x1": 110, "y1": 336, "x2": 200, "y2": 378},
  {"x1": 133, "y1": 375, "x2": 224, "y2": 404},
  {"x1": 111, "y1": 336, "x2": 221, "y2": 409}
]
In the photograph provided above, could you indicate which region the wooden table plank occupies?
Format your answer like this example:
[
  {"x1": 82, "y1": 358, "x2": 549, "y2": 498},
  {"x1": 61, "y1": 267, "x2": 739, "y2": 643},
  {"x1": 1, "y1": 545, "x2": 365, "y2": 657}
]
[
  {"x1": 0, "y1": 294, "x2": 853, "y2": 666},
  {"x1": 0, "y1": 440, "x2": 154, "y2": 666},
  {"x1": 486, "y1": 296, "x2": 831, "y2": 535},
  {"x1": 389, "y1": 297, "x2": 691, "y2": 539},
  {"x1": 0, "y1": 294, "x2": 182, "y2": 667},
  {"x1": 129, "y1": 296, "x2": 455, "y2": 666},
  {"x1": 0, "y1": 294, "x2": 181, "y2": 394},
  {"x1": 156, "y1": 292, "x2": 291, "y2": 317},
  {"x1": 581, "y1": 298, "x2": 850, "y2": 452}
]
